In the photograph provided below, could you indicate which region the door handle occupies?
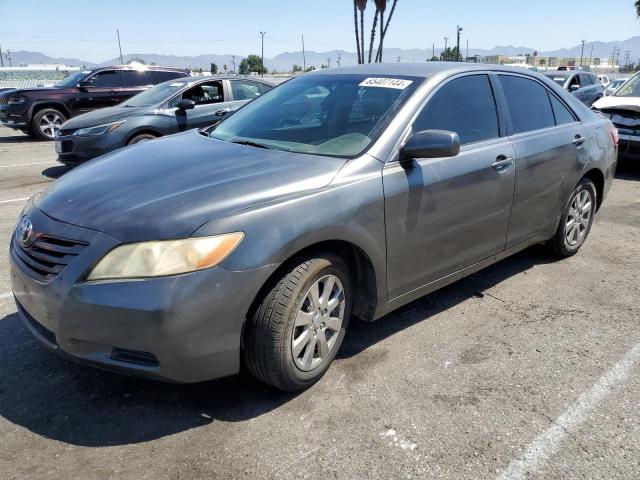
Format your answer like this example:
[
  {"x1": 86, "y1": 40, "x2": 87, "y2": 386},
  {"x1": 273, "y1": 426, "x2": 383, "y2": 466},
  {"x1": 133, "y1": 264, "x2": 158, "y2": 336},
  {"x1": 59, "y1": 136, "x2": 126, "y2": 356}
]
[
  {"x1": 572, "y1": 135, "x2": 585, "y2": 147},
  {"x1": 492, "y1": 156, "x2": 513, "y2": 171},
  {"x1": 215, "y1": 109, "x2": 230, "y2": 116}
]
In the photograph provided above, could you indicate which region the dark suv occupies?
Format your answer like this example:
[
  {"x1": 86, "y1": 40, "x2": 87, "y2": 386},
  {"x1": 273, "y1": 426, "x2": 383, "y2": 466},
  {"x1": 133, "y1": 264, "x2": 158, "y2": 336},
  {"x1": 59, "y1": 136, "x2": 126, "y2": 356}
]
[{"x1": 0, "y1": 65, "x2": 189, "y2": 140}]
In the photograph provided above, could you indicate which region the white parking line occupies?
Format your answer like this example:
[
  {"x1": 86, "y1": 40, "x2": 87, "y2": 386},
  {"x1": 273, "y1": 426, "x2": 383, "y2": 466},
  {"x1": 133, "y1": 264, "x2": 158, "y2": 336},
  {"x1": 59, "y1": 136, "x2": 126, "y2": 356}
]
[
  {"x1": 496, "y1": 342, "x2": 640, "y2": 480},
  {"x1": 0, "y1": 197, "x2": 28, "y2": 205},
  {"x1": 0, "y1": 162, "x2": 57, "y2": 168}
]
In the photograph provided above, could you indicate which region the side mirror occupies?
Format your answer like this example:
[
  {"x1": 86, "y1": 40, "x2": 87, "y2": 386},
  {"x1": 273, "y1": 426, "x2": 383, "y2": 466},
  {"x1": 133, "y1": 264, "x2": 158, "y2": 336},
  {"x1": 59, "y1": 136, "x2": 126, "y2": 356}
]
[
  {"x1": 400, "y1": 130, "x2": 460, "y2": 166},
  {"x1": 176, "y1": 99, "x2": 196, "y2": 111},
  {"x1": 569, "y1": 84, "x2": 580, "y2": 92},
  {"x1": 77, "y1": 80, "x2": 92, "y2": 91}
]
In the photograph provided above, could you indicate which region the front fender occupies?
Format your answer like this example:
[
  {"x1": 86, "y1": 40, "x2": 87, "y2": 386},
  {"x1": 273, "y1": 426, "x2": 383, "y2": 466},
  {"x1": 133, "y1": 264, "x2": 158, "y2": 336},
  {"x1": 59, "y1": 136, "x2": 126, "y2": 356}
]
[{"x1": 192, "y1": 156, "x2": 388, "y2": 312}]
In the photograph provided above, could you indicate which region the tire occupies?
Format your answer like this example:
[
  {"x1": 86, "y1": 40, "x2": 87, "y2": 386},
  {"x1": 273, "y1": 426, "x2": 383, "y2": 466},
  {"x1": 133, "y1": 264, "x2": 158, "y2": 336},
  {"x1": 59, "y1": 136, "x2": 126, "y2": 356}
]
[
  {"x1": 244, "y1": 254, "x2": 352, "y2": 391},
  {"x1": 31, "y1": 108, "x2": 66, "y2": 140},
  {"x1": 127, "y1": 133, "x2": 158, "y2": 145},
  {"x1": 549, "y1": 178, "x2": 597, "y2": 257}
]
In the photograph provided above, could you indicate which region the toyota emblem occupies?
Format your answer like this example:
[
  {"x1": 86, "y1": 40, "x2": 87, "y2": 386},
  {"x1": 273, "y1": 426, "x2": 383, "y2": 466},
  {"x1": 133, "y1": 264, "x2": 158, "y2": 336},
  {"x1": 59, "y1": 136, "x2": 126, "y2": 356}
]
[{"x1": 19, "y1": 218, "x2": 33, "y2": 246}]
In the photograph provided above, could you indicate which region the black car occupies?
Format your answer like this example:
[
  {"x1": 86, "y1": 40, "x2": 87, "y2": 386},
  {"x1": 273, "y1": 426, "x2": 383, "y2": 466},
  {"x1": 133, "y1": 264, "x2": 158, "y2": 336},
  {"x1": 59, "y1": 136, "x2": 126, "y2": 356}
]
[
  {"x1": 55, "y1": 77, "x2": 273, "y2": 164},
  {"x1": 543, "y1": 71, "x2": 604, "y2": 107},
  {"x1": 0, "y1": 65, "x2": 189, "y2": 140}
]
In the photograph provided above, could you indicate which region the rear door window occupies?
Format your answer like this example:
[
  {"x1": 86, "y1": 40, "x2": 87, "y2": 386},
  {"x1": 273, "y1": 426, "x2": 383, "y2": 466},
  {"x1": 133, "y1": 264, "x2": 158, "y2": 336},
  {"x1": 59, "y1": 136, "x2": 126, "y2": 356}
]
[
  {"x1": 154, "y1": 71, "x2": 187, "y2": 82},
  {"x1": 499, "y1": 75, "x2": 555, "y2": 134},
  {"x1": 86, "y1": 70, "x2": 123, "y2": 88},
  {"x1": 230, "y1": 80, "x2": 266, "y2": 100},
  {"x1": 548, "y1": 94, "x2": 577, "y2": 126},
  {"x1": 412, "y1": 74, "x2": 500, "y2": 145},
  {"x1": 122, "y1": 70, "x2": 156, "y2": 87},
  {"x1": 579, "y1": 73, "x2": 593, "y2": 86}
]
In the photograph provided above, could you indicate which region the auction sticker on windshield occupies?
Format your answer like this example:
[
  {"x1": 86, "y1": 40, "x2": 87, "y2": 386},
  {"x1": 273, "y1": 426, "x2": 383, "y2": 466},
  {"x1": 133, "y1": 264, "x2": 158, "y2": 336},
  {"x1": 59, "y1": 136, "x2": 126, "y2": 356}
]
[{"x1": 359, "y1": 78, "x2": 413, "y2": 89}]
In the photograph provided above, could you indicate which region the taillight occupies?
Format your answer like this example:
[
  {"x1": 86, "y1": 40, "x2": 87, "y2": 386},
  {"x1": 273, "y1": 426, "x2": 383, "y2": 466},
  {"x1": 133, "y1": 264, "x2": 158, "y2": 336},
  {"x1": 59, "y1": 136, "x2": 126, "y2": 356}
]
[{"x1": 611, "y1": 127, "x2": 619, "y2": 146}]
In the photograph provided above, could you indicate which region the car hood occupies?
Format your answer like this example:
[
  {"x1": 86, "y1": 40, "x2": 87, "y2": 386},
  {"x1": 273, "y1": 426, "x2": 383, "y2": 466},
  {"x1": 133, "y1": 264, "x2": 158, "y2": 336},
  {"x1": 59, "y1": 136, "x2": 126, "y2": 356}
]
[
  {"x1": 35, "y1": 130, "x2": 347, "y2": 242},
  {"x1": 61, "y1": 105, "x2": 149, "y2": 130},
  {"x1": 593, "y1": 95, "x2": 640, "y2": 113},
  {"x1": 5, "y1": 86, "x2": 75, "y2": 97}
]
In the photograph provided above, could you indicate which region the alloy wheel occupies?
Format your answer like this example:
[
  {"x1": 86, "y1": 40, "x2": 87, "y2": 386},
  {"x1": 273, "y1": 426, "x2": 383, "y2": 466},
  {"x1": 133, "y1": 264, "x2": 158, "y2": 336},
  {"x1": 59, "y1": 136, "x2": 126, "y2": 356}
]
[
  {"x1": 565, "y1": 189, "x2": 593, "y2": 247},
  {"x1": 39, "y1": 112, "x2": 63, "y2": 139},
  {"x1": 291, "y1": 274, "x2": 345, "y2": 371}
]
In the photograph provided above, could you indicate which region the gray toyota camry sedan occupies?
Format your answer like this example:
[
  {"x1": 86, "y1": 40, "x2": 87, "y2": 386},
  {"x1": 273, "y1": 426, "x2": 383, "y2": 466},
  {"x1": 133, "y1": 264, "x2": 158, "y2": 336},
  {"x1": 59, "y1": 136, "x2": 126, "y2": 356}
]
[{"x1": 10, "y1": 63, "x2": 618, "y2": 391}]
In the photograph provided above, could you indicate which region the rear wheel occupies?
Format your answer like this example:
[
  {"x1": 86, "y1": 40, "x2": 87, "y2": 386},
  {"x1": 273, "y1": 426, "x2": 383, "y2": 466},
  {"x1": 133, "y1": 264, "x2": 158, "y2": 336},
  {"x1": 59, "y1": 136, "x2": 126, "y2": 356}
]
[
  {"x1": 549, "y1": 178, "x2": 597, "y2": 257},
  {"x1": 127, "y1": 133, "x2": 158, "y2": 145},
  {"x1": 31, "y1": 108, "x2": 66, "y2": 140},
  {"x1": 244, "y1": 254, "x2": 352, "y2": 391}
]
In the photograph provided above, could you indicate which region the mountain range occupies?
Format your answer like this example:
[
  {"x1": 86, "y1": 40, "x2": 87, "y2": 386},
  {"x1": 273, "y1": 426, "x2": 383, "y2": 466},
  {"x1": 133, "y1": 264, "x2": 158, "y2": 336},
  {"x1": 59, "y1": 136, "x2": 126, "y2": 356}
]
[{"x1": 5, "y1": 36, "x2": 639, "y2": 72}]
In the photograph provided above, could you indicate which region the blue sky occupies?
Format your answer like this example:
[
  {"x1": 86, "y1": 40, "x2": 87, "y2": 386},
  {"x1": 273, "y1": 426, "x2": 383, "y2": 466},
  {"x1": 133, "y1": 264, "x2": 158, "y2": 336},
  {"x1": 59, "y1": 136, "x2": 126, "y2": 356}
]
[{"x1": 0, "y1": 0, "x2": 638, "y2": 61}]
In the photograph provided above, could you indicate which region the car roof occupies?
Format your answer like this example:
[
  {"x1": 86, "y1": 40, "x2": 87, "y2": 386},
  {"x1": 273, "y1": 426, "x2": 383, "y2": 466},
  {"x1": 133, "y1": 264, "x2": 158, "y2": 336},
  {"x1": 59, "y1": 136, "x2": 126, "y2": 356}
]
[
  {"x1": 543, "y1": 71, "x2": 573, "y2": 77},
  {"x1": 91, "y1": 65, "x2": 189, "y2": 73},
  {"x1": 305, "y1": 62, "x2": 560, "y2": 78}
]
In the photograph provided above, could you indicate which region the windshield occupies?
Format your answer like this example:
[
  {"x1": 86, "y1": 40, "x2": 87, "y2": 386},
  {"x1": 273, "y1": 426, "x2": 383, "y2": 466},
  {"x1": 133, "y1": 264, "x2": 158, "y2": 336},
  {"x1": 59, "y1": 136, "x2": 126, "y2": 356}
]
[
  {"x1": 544, "y1": 74, "x2": 568, "y2": 87},
  {"x1": 210, "y1": 74, "x2": 421, "y2": 158},
  {"x1": 122, "y1": 80, "x2": 190, "y2": 107},
  {"x1": 614, "y1": 74, "x2": 640, "y2": 97},
  {"x1": 56, "y1": 71, "x2": 90, "y2": 87}
]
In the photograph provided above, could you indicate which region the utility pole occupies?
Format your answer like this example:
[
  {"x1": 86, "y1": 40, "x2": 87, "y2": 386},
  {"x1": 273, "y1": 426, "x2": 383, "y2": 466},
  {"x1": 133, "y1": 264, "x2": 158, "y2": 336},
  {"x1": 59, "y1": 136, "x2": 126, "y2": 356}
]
[
  {"x1": 327, "y1": 57, "x2": 331, "y2": 69},
  {"x1": 302, "y1": 34, "x2": 306, "y2": 71},
  {"x1": 432, "y1": 43, "x2": 435, "y2": 60},
  {"x1": 260, "y1": 31, "x2": 266, "y2": 76},
  {"x1": 6, "y1": 49, "x2": 12, "y2": 67},
  {"x1": 443, "y1": 37, "x2": 449, "y2": 61},
  {"x1": 579, "y1": 40, "x2": 586, "y2": 67},
  {"x1": 456, "y1": 26, "x2": 463, "y2": 62},
  {"x1": 624, "y1": 50, "x2": 631, "y2": 71},
  {"x1": 0, "y1": 43, "x2": 4, "y2": 67},
  {"x1": 231, "y1": 55, "x2": 236, "y2": 74},
  {"x1": 337, "y1": 53, "x2": 342, "y2": 68},
  {"x1": 589, "y1": 44, "x2": 594, "y2": 66},
  {"x1": 117, "y1": 29, "x2": 124, "y2": 64},
  {"x1": 466, "y1": 38, "x2": 469, "y2": 62}
]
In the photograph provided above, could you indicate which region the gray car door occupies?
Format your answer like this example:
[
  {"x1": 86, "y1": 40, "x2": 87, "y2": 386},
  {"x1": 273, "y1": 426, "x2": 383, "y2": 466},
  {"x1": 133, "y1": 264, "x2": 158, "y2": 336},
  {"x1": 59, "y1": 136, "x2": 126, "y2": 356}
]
[
  {"x1": 496, "y1": 74, "x2": 586, "y2": 248},
  {"x1": 383, "y1": 74, "x2": 516, "y2": 299},
  {"x1": 172, "y1": 80, "x2": 238, "y2": 131}
]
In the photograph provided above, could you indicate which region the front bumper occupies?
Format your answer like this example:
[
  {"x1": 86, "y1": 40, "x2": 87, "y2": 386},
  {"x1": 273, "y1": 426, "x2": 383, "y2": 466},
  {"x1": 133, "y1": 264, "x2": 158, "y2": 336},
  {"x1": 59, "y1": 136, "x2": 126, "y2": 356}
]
[
  {"x1": 10, "y1": 206, "x2": 278, "y2": 383},
  {"x1": 0, "y1": 105, "x2": 29, "y2": 129},
  {"x1": 56, "y1": 130, "x2": 127, "y2": 165}
]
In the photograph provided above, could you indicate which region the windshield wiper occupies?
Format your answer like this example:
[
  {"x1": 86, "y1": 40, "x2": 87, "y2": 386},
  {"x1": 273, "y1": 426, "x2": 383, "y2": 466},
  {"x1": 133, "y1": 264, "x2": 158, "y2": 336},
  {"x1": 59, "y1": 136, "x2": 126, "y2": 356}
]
[{"x1": 230, "y1": 139, "x2": 273, "y2": 150}]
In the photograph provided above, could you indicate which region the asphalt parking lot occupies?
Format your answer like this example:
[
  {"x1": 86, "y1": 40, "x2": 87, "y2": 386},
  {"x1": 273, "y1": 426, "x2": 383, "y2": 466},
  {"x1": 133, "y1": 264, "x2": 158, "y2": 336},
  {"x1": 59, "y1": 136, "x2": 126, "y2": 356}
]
[{"x1": 0, "y1": 125, "x2": 639, "y2": 480}]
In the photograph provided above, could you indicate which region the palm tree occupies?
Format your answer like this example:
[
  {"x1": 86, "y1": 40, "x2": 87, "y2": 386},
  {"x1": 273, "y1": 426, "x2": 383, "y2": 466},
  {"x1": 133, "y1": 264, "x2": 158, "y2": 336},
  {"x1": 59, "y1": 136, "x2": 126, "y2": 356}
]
[
  {"x1": 374, "y1": 0, "x2": 387, "y2": 62},
  {"x1": 367, "y1": 4, "x2": 379, "y2": 63},
  {"x1": 375, "y1": 0, "x2": 398, "y2": 62},
  {"x1": 353, "y1": 1, "x2": 362, "y2": 64},
  {"x1": 636, "y1": 0, "x2": 640, "y2": 16},
  {"x1": 356, "y1": 0, "x2": 367, "y2": 64}
]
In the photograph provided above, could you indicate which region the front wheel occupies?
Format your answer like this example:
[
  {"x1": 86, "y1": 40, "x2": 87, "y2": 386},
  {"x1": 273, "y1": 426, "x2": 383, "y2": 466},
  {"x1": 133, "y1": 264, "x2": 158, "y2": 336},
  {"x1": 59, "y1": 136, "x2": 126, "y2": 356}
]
[
  {"x1": 549, "y1": 178, "x2": 597, "y2": 257},
  {"x1": 127, "y1": 133, "x2": 158, "y2": 145},
  {"x1": 31, "y1": 108, "x2": 66, "y2": 140},
  {"x1": 244, "y1": 254, "x2": 352, "y2": 391}
]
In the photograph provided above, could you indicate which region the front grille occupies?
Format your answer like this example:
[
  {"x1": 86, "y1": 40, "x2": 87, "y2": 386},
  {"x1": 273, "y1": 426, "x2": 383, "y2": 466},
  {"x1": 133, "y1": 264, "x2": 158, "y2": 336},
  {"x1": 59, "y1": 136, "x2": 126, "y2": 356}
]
[
  {"x1": 0, "y1": 96, "x2": 7, "y2": 105},
  {"x1": 13, "y1": 233, "x2": 88, "y2": 283},
  {"x1": 60, "y1": 139, "x2": 75, "y2": 153}
]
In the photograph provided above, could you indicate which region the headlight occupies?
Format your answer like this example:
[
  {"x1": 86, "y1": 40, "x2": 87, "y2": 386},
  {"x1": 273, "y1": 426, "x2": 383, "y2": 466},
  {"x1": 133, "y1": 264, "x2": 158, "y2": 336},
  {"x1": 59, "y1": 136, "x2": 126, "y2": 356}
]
[
  {"x1": 7, "y1": 95, "x2": 27, "y2": 105},
  {"x1": 74, "y1": 121, "x2": 125, "y2": 137},
  {"x1": 87, "y1": 232, "x2": 244, "y2": 281}
]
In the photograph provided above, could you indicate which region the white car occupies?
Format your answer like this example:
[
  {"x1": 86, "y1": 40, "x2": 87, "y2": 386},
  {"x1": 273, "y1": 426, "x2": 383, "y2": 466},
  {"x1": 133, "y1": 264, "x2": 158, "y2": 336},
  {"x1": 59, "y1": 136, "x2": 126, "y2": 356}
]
[
  {"x1": 598, "y1": 75, "x2": 610, "y2": 87},
  {"x1": 605, "y1": 78, "x2": 628, "y2": 96}
]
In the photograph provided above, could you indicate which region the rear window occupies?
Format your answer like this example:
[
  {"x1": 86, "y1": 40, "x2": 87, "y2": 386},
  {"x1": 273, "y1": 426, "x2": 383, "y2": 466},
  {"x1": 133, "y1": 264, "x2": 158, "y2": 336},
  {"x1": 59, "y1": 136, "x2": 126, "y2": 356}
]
[{"x1": 500, "y1": 75, "x2": 555, "y2": 134}]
